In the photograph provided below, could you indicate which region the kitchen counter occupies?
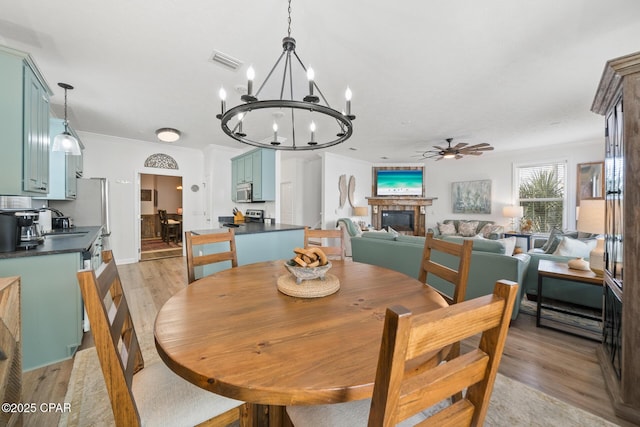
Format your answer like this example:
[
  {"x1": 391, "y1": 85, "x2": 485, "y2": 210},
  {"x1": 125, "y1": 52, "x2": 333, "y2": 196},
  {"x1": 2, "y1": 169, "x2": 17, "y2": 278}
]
[
  {"x1": 190, "y1": 223, "x2": 305, "y2": 276},
  {"x1": 193, "y1": 223, "x2": 305, "y2": 236},
  {"x1": 0, "y1": 226, "x2": 103, "y2": 259}
]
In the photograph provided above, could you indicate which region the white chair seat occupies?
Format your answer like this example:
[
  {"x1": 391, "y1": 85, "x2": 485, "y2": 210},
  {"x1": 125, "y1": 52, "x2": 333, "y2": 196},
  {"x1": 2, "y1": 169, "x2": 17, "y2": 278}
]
[
  {"x1": 287, "y1": 398, "x2": 447, "y2": 427},
  {"x1": 133, "y1": 360, "x2": 242, "y2": 427}
]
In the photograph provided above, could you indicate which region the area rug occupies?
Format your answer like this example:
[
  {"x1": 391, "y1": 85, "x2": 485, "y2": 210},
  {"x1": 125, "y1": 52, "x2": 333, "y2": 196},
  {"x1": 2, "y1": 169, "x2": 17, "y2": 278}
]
[
  {"x1": 141, "y1": 238, "x2": 181, "y2": 252},
  {"x1": 59, "y1": 344, "x2": 618, "y2": 426}
]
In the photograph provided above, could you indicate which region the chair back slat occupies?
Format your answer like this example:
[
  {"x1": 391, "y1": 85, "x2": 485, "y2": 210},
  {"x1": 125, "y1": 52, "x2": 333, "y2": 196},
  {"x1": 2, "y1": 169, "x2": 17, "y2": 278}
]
[
  {"x1": 185, "y1": 229, "x2": 238, "y2": 284},
  {"x1": 368, "y1": 280, "x2": 518, "y2": 427},
  {"x1": 77, "y1": 250, "x2": 143, "y2": 426},
  {"x1": 418, "y1": 233, "x2": 473, "y2": 305},
  {"x1": 304, "y1": 227, "x2": 344, "y2": 260}
]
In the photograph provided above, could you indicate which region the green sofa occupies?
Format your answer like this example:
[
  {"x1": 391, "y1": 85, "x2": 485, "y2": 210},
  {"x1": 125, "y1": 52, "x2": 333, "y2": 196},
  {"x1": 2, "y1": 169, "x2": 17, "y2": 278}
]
[
  {"x1": 427, "y1": 219, "x2": 503, "y2": 240},
  {"x1": 351, "y1": 232, "x2": 530, "y2": 320}
]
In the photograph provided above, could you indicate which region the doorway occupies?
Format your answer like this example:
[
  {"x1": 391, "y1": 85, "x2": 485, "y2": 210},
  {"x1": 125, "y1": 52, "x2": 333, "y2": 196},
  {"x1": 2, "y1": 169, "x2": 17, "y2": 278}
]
[{"x1": 140, "y1": 173, "x2": 183, "y2": 260}]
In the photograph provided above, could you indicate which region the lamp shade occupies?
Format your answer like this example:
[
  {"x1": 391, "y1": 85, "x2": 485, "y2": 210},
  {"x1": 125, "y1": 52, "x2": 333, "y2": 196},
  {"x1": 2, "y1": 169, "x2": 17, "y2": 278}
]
[
  {"x1": 576, "y1": 199, "x2": 605, "y2": 234},
  {"x1": 353, "y1": 206, "x2": 368, "y2": 217},
  {"x1": 502, "y1": 205, "x2": 523, "y2": 218}
]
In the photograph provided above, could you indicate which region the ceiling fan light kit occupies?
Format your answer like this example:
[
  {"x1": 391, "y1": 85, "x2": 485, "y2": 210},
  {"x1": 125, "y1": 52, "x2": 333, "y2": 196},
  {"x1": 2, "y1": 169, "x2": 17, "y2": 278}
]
[
  {"x1": 217, "y1": 0, "x2": 354, "y2": 151},
  {"x1": 416, "y1": 138, "x2": 494, "y2": 161},
  {"x1": 52, "y1": 82, "x2": 82, "y2": 156}
]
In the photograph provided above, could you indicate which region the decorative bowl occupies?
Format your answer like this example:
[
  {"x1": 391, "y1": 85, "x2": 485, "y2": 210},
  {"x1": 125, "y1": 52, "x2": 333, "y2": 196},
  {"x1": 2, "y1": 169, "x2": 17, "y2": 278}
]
[{"x1": 284, "y1": 261, "x2": 332, "y2": 284}]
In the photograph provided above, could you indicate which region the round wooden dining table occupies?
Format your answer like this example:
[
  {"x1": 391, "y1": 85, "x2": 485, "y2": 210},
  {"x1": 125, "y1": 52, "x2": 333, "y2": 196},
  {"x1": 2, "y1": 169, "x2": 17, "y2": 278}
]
[{"x1": 154, "y1": 260, "x2": 448, "y2": 426}]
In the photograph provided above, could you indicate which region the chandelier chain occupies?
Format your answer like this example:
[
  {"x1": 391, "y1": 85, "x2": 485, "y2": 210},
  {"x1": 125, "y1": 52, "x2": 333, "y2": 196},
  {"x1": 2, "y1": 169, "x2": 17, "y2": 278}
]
[{"x1": 287, "y1": 0, "x2": 292, "y2": 37}]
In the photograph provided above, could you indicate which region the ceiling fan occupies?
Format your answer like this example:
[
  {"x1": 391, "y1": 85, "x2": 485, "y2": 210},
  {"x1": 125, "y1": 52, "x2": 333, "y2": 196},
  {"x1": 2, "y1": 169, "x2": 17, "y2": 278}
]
[{"x1": 414, "y1": 138, "x2": 494, "y2": 160}]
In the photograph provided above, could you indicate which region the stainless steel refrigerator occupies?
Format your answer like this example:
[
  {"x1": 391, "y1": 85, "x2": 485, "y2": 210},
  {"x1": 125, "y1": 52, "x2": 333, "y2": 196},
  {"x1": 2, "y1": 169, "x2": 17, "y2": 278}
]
[{"x1": 49, "y1": 177, "x2": 111, "y2": 237}]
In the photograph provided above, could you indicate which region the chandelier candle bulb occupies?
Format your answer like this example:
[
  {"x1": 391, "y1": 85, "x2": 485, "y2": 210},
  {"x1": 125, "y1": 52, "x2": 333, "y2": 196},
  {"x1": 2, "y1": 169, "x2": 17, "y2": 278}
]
[
  {"x1": 246, "y1": 66, "x2": 255, "y2": 96},
  {"x1": 307, "y1": 67, "x2": 314, "y2": 95},
  {"x1": 345, "y1": 87, "x2": 352, "y2": 115},
  {"x1": 309, "y1": 121, "x2": 316, "y2": 144},
  {"x1": 272, "y1": 122, "x2": 279, "y2": 145},
  {"x1": 219, "y1": 87, "x2": 227, "y2": 115}
]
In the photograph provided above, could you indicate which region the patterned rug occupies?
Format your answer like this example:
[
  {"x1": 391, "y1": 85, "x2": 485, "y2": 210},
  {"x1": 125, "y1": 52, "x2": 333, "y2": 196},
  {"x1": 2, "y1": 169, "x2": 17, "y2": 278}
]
[{"x1": 58, "y1": 286, "x2": 618, "y2": 426}]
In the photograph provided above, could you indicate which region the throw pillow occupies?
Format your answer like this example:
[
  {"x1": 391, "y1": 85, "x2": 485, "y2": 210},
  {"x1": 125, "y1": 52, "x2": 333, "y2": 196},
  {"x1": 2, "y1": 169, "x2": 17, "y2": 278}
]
[
  {"x1": 438, "y1": 222, "x2": 456, "y2": 236},
  {"x1": 458, "y1": 221, "x2": 479, "y2": 237},
  {"x1": 478, "y1": 223, "x2": 503, "y2": 239},
  {"x1": 541, "y1": 228, "x2": 579, "y2": 254},
  {"x1": 553, "y1": 237, "x2": 597, "y2": 258},
  {"x1": 497, "y1": 236, "x2": 517, "y2": 256}
]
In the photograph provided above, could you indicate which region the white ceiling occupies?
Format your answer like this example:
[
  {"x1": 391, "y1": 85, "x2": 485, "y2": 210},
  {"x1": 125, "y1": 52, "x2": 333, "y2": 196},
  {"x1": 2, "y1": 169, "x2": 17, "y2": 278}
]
[{"x1": 2, "y1": 0, "x2": 640, "y2": 163}]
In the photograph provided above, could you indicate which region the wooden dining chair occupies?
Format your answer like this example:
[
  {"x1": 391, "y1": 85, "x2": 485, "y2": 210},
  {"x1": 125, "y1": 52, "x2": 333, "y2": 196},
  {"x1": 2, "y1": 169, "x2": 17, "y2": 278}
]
[
  {"x1": 76, "y1": 250, "x2": 243, "y2": 427},
  {"x1": 185, "y1": 229, "x2": 238, "y2": 284},
  {"x1": 304, "y1": 227, "x2": 345, "y2": 260},
  {"x1": 286, "y1": 280, "x2": 519, "y2": 427},
  {"x1": 158, "y1": 209, "x2": 179, "y2": 243}
]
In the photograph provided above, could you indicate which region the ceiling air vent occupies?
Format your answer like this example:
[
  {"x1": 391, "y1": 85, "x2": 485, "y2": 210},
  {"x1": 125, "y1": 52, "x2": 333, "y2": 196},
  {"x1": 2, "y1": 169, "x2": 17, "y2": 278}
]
[{"x1": 210, "y1": 50, "x2": 242, "y2": 71}]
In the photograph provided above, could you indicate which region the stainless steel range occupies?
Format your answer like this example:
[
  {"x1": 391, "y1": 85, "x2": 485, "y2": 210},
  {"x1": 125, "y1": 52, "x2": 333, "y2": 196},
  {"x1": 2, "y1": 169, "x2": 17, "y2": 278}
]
[{"x1": 245, "y1": 209, "x2": 264, "y2": 223}]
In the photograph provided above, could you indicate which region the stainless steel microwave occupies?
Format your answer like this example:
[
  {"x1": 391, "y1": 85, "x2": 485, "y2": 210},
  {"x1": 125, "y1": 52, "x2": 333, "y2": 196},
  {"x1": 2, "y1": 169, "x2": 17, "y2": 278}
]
[{"x1": 236, "y1": 183, "x2": 252, "y2": 203}]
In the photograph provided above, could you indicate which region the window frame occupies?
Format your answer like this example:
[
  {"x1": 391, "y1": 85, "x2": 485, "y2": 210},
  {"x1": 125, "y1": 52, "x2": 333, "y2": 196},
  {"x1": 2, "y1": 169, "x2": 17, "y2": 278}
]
[{"x1": 512, "y1": 160, "x2": 568, "y2": 232}]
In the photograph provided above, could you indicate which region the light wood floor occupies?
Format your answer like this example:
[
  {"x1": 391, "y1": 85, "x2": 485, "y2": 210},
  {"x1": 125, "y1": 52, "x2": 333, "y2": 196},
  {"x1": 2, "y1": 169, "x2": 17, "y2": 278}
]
[{"x1": 22, "y1": 256, "x2": 634, "y2": 426}]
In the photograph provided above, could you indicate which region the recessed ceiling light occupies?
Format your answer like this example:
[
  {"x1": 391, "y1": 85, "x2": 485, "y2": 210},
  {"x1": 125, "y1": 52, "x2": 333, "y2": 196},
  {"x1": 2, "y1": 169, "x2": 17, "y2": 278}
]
[{"x1": 155, "y1": 128, "x2": 181, "y2": 142}]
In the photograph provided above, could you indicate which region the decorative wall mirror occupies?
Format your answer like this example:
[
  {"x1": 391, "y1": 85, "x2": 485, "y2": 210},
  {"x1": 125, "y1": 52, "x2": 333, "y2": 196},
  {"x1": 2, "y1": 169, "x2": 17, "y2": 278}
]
[{"x1": 576, "y1": 161, "x2": 604, "y2": 205}]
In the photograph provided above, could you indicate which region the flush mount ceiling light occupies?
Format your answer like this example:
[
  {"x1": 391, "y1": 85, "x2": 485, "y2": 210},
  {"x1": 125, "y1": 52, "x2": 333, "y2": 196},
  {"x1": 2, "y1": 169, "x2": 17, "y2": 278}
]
[
  {"x1": 155, "y1": 128, "x2": 181, "y2": 142},
  {"x1": 52, "y1": 83, "x2": 82, "y2": 156},
  {"x1": 217, "y1": 0, "x2": 355, "y2": 151}
]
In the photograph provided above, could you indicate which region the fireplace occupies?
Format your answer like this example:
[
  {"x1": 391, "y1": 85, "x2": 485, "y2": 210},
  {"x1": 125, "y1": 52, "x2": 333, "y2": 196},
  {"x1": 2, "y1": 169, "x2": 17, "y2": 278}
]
[
  {"x1": 381, "y1": 210, "x2": 414, "y2": 233},
  {"x1": 366, "y1": 196, "x2": 436, "y2": 236}
]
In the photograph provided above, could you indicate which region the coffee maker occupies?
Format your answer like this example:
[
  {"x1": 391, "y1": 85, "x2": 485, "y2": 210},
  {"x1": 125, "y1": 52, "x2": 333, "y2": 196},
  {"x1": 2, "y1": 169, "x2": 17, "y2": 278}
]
[{"x1": 15, "y1": 210, "x2": 43, "y2": 249}]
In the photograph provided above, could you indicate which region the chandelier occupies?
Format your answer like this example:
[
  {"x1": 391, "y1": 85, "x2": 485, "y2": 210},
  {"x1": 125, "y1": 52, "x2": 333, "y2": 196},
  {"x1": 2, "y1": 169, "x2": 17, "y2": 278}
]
[{"x1": 217, "y1": 0, "x2": 355, "y2": 150}]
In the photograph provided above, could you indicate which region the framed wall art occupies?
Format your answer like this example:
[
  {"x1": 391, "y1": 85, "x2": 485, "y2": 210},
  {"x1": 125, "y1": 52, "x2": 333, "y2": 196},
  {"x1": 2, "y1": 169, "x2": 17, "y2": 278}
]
[
  {"x1": 576, "y1": 161, "x2": 604, "y2": 205},
  {"x1": 451, "y1": 179, "x2": 492, "y2": 214}
]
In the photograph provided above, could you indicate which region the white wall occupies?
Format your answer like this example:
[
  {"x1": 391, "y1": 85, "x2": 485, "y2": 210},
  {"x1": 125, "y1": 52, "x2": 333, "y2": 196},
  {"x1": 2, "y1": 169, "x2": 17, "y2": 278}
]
[
  {"x1": 320, "y1": 152, "x2": 372, "y2": 229},
  {"x1": 79, "y1": 132, "x2": 205, "y2": 264},
  {"x1": 423, "y1": 138, "x2": 604, "y2": 231}
]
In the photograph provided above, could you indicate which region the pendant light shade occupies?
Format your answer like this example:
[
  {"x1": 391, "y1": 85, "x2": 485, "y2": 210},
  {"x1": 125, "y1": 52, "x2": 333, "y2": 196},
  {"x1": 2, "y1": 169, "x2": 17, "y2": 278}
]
[{"x1": 52, "y1": 82, "x2": 82, "y2": 156}]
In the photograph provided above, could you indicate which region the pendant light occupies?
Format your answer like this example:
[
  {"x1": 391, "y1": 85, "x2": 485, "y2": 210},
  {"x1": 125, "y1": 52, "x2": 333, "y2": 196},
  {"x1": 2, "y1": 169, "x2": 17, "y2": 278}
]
[{"x1": 52, "y1": 82, "x2": 82, "y2": 156}]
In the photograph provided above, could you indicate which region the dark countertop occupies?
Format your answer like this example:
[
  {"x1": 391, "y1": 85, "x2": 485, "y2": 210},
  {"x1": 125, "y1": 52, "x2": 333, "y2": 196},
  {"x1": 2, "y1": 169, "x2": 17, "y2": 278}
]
[
  {"x1": 193, "y1": 223, "x2": 305, "y2": 236},
  {"x1": 0, "y1": 226, "x2": 103, "y2": 259}
]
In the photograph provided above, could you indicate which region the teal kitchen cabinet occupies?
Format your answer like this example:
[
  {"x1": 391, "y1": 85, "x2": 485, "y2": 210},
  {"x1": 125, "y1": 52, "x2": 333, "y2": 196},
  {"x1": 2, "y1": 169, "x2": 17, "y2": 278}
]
[
  {"x1": 0, "y1": 45, "x2": 52, "y2": 195},
  {"x1": 230, "y1": 148, "x2": 276, "y2": 202},
  {"x1": 0, "y1": 252, "x2": 83, "y2": 371},
  {"x1": 43, "y1": 118, "x2": 84, "y2": 200},
  {"x1": 250, "y1": 149, "x2": 275, "y2": 201}
]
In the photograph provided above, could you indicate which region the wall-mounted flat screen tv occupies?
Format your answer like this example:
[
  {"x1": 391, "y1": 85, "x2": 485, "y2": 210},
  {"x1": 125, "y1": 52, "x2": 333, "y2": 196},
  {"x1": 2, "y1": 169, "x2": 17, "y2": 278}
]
[{"x1": 375, "y1": 168, "x2": 424, "y2": 196}]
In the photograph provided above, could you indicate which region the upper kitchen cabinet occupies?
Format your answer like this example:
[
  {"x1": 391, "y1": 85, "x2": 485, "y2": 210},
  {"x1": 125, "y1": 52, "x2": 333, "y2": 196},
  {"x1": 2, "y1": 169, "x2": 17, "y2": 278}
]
[
  {"x1": 0, "y1": 46, "x2": 52, "y2": 196},
  {"x1": 231, "y1": 148, "x2": 275, "y2": 202},
  {"x1": 43, "y1": 118, "x2": 84, "y2": 200}
]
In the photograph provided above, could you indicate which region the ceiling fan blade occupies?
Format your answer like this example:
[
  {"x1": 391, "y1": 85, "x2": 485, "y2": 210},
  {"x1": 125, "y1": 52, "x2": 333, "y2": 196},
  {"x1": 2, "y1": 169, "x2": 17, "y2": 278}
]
[
  {"x1": 463, "y1": 143, "x2": 490, "y2": 150},
  {"x1": 432, "y1": 145, "x2": 446, "y2": 150},
  {"x1": 455, "y1": 154, "x2": 464, "y2": 160},
  {"x1": 452, "y1": 142, "x2": 468, "y2": 149},
  {"x1": 465, "y1": 151, "x2": 484, "y2": 155}
]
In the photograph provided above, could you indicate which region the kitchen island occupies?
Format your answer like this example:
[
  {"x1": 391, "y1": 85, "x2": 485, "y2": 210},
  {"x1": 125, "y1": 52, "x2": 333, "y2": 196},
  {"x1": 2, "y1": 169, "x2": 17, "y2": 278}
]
[
  {"x1": 191, "y1": 223, "x2": 305, "y2": 277},
  {"x1": 0, "y1": 225, "x2": 104, "y2": 370}
]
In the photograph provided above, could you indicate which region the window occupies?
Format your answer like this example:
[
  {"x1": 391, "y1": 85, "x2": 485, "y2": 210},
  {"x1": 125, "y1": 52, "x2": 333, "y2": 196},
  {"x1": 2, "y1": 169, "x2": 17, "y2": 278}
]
[{"x1": 515, "y1": 162, "x2": 566, "y2": 233}]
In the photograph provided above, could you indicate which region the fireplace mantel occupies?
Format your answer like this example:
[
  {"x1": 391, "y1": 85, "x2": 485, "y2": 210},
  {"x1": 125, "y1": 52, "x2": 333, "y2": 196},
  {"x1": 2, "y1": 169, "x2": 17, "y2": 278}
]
[{"x1": 366, "y1": 197, "x2": 437, "y2": 236}]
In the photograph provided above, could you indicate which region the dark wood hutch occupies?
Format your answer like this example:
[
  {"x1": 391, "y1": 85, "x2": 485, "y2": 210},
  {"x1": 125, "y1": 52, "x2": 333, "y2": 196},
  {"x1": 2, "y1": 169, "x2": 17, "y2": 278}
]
[{"x1": 591, "y1": 50, "x2": 640, "y2": 424}]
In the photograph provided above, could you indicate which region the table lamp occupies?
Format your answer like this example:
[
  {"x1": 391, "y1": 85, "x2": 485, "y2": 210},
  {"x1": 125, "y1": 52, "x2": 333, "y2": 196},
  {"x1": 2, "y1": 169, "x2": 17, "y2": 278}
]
[
  {"x1": 502, "y1": 205, "x2": 523, "y2": 232},
  {"x1": 576, "y1": 199, "x2": 605, "y2": 275},
  {"x1": 353, "y1": 206, "x2": 369, "y2": 229}
]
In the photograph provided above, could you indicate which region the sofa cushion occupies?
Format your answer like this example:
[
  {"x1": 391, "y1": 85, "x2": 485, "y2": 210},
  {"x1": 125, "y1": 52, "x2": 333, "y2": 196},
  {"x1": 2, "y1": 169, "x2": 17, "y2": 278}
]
[
  {"x1": 478, "y1": 223, "x2": 504, "y2": 239},
  {"x1": 541, "y1": 228, "x2": 579, "y2": 254},
  {"x1": 361, "y1": 231, "x2": 395, "y2": 241},
  {"x1": 437, "y1": 222, "x2": 456, "y2": 235},
  {"x1": 442, "y1": 236, "x2": 506, "y2": 254},
  {"x1": 458, "y1": 221, "x2": 479, "y2": 237},
  {"x1": 552, "y1": 236, "x2": 597, "y2": 258},
  {"x1": 395, "y1": 235, "x2": 426, "y2": 245},
  {"x1": 497, "y1": 236, "x2": 517, "y2": 256}
]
